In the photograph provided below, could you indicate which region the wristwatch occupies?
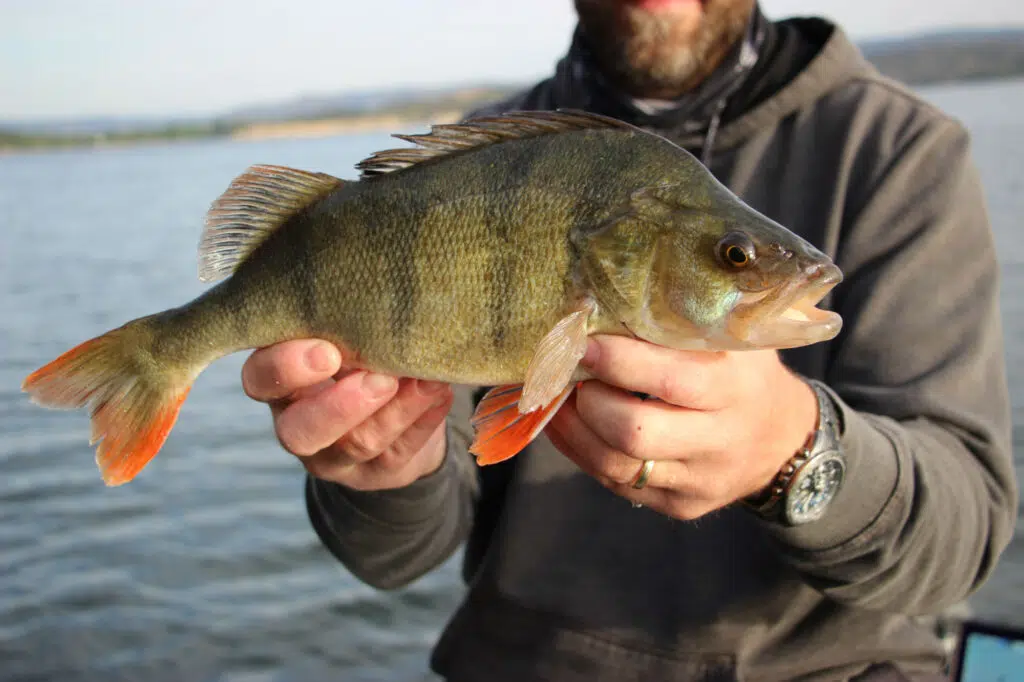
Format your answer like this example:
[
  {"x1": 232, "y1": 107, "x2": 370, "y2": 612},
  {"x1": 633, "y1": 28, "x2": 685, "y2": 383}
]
[{"x1": 744, "y1": 383, "x2": 845, "y2": 525}]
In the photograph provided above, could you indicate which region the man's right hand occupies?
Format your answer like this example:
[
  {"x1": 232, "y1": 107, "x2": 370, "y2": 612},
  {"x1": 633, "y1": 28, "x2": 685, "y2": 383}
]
[{"x1": 241, "y1": 339, "x2": 454, "y2": 490}]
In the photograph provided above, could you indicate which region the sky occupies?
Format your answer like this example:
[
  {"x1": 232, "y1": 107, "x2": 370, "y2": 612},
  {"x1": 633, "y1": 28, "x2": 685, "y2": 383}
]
[{"x1": 2, "y1": 0, "x2": 1023, "y2": 122}]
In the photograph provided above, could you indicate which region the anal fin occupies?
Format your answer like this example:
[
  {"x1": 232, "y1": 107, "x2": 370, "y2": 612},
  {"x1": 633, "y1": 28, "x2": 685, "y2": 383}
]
[{"x1": 470, "y1": 383, "x2": 576, "y2": 465}]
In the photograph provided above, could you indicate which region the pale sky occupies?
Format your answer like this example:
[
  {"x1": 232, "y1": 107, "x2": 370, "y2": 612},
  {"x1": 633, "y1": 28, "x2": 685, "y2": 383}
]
[{"x1": 2, "y1": 0, "x2": 1022, "y2": 121}]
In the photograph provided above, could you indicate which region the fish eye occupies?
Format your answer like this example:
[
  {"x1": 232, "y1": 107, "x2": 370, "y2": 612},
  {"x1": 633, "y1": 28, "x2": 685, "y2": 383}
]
[{"x1": 717, "y1": 232, "x2": 756, "y2": 269}]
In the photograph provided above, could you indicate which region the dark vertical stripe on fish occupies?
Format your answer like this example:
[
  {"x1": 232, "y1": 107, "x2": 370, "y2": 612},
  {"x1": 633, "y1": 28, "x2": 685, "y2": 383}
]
[
  {"x1": 219, "y1": 274, "x2": 253, "y2": 345},
  {"x1": 484, "y1": 143, "x2": 543, "y2": 353},
  {"x1": 387, "y1": 197, "x2": 422, "y2": 363},
  {"x1": 285, "y1": 211, "x2": 320, "y2": 331},
  {"x1": 560, "y1": 133, "x2": 636, "y2": 302}
]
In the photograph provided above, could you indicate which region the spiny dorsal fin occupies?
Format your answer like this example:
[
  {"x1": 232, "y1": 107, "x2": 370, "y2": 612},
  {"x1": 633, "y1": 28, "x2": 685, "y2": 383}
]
[
  {"x1": 355, "y1": 110, "x2": 636, "y2": 179},
  {"x1": 198, "y1": 164, "x2": 342, "y2": 282}
]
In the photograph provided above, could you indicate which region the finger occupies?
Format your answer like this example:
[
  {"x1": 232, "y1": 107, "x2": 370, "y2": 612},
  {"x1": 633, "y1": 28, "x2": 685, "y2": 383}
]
[
  {"x1": 580, "y1": 335, "x2": 731, "y2": 409},
  {"x1": 242, "y1": 339, "x2": 342, "y2": 403},
  {"x1": 546, "y1": 397, "x2": 692, "y2": 491},
  {"x1": 340, "y1": 379, "x2": 453, "y2": 463},
  {"x1": 574, "y1": 380, "x2": 721, "y2": 461},
  {"x1": 274, "y1": 370, "x2": 399, "y2": 456},
  {"x1": 371, "y1": 386, "x2": 454, "y2": 470},
  {"x1": 354, "y1": 395, "x2": 453, "y2": 481},
  {"x1": 547, "y1": 410, "x2": 720, "y2": 520},
  {"x1": 603, "y1": 481, "x2": 720, "y2": 521},
  {"x1": 268, "y1": 378, "x2": 337, "y2": 420},
  {"x1": 312, "y1": 395, "x2": 451, "y2": 488}
]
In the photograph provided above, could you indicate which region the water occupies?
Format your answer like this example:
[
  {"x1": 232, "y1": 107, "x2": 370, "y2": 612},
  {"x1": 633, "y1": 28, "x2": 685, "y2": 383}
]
[{"x1": 1, "y1": 79, "x2": 1022, "y2": 681}]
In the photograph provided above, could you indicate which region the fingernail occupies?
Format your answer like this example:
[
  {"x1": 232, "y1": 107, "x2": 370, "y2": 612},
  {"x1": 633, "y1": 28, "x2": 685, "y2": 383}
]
[
  {"x1": 305, "y1": 342, "x2": 339, "y2": 373},
  {"x1": 581, "y1": 339, "x2": 600, "y2": 368},
  {"x1": 362, "y1": 372, "x2": 398, "y2": 398},
  {"x1": 417, "y1": 380, "x2": 447, "y2": 396}
]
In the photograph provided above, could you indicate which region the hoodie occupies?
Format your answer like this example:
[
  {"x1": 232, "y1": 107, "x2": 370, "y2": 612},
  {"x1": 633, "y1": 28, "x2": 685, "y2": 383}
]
[{"x1": 305, "y1": 13, "x2": 1016, "y2": 682}]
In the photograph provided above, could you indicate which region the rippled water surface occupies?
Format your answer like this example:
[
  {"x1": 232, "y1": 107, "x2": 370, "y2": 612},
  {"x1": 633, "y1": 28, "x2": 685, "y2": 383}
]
[{"x1": 2, "y1": 79, "x2": 1023, "y2": 681}]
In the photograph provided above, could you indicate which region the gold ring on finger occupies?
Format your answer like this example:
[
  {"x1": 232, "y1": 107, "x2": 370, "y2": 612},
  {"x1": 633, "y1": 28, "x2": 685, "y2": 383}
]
[{"x1": 631, "y1": 459, "x2": 655, "y2": 490}]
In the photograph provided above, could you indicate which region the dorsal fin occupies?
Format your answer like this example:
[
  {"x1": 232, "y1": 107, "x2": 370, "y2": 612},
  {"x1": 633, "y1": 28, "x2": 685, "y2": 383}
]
[
  {"x1": 198, "y1": 164, "x2": 341, "y2": 282},
  {"x1": 355, "y1": 110, "x2": 636, "y2": 179}
]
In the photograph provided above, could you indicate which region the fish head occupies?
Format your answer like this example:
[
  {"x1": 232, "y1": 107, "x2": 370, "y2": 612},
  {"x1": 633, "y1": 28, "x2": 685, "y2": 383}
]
[
  {"x1": 579, "y1": 179, "x2": 843, "y2": 351},
  {"x1": 659, "y1": 207, "x2": 842, "y2": 350}
]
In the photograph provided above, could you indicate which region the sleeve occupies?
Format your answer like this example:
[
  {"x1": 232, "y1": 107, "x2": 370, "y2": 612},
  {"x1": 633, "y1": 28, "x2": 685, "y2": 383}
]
[
  {"x1": 763, "y1": 114, "x2": 1017, "y2": 614},
  {"x1": 306, "y1": 386, "x2": 481, "y2": 590}
]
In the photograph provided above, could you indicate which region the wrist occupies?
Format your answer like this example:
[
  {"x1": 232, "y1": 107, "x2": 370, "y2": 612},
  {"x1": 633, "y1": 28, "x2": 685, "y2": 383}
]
[
  {"x1": 750, "y1": 371, "x2": 818, "y2": 498},
  {"x1": 744, "y1": 381, "x2": 847, "y2": 525}
]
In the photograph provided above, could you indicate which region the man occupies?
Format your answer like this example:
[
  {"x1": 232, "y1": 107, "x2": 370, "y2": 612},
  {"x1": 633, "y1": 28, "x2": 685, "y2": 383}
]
[{"x1": 240, "y1": 1, "x2": 1016, "y2": 680}]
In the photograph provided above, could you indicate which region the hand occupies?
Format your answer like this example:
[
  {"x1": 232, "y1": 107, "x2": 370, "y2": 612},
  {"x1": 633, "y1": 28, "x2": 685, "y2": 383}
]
[
  {"x1": 545, "y1": 335, "x2": 818, "y2": 520},
  {"x1": 241, "y1": 339, "x2": 454, "y2": 490}
]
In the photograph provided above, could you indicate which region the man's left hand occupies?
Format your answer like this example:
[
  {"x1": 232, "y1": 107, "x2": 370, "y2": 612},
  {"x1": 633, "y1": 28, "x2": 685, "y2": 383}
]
[{"x1": 545, "y1": 335, "x2": 819, "y2": 520}]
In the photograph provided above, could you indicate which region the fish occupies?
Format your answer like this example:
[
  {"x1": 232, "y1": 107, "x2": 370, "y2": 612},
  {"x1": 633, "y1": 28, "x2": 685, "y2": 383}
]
[{"x1": 22, "y1": 110, "x2": 843, "y2": 486}]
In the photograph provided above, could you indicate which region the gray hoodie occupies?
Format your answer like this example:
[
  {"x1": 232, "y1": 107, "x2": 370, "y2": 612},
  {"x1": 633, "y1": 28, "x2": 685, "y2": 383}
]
[{"x1": 305, "y1": 18, "x2": 1016, "y2": 682}]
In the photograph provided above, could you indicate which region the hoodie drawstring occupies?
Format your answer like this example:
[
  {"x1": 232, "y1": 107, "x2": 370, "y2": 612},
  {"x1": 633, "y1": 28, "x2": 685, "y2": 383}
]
[{"x1": 701, "y1": 98, "x2": 729, "y2": 167}]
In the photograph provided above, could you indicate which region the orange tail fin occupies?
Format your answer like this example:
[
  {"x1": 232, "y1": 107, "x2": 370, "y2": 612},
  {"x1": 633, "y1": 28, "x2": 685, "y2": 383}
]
[
  {"x1": 469, "y1": 383, "x2": 576, "y2": 465},
  {"x1": 22, "y1": 320, "x2": 195, "y2": 486}
]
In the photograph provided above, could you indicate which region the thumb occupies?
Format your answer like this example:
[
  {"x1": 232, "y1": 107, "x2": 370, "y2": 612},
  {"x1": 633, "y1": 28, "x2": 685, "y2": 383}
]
[{"x1": 242, "y1": 339, "x2": 342, "y2": 403}]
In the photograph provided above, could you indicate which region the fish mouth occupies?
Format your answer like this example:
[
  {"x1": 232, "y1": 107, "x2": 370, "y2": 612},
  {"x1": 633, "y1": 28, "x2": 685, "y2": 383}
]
[{"x1": 727, "y1": 263, "x2": 843, "y2": 349}]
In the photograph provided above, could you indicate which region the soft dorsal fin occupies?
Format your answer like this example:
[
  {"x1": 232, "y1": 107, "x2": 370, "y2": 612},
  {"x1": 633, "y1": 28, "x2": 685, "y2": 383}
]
[
  {"x1": 355, "y1": 110, "x2": 636, "y2": 178},
  {"x1": 198, "y1": 164, "x2": 341, "y2": 282}
]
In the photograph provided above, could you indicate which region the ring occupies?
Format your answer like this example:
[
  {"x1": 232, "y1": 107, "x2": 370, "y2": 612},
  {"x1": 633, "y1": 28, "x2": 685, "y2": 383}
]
[{"x1": 631, "y1": 459, "x2": 655, "y2": 490}]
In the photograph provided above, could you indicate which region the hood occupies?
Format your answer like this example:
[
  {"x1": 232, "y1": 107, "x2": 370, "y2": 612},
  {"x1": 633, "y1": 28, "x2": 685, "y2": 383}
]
[
  {"x1": 690, "y1": 19, "x2": 874, "y2": 154},
  {"x1": 536, "y1": 7, "x2": 875, "y2": 162}
]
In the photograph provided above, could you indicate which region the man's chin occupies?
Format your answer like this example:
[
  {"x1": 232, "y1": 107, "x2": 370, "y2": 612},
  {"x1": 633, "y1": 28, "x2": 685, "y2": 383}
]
[{"x1": 576, "y1": 0, "x2": 752, "y2": 97}]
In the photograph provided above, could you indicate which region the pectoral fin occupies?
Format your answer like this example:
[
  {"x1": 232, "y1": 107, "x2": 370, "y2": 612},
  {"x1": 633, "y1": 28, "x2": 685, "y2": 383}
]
[
  {"x1": 469, "y1": 383, "x2": 576, "y2": 465},
  {"x1": 468, "y1": 300, "x2": 596, "y2": 466},
  {"x1": 520, "y1": 300, "x2": 595, "y2": 413}
]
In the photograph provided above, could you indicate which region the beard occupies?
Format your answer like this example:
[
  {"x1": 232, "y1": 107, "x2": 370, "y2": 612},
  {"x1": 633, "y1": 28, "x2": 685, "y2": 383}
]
[{"x1": 574, "y1": 0, "x2": 755, "y2": 98}]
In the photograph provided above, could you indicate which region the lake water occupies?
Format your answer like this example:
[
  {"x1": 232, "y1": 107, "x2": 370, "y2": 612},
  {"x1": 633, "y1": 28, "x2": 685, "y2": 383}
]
[{"x1": 1, "y1": 79, "x2": 1022, "y2": 682}]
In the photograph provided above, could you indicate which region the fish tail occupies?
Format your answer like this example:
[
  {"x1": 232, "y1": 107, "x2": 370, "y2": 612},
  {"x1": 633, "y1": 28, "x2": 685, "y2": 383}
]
[{"x1": 22, "y1": 315, "x2": 201, "y2": 486}]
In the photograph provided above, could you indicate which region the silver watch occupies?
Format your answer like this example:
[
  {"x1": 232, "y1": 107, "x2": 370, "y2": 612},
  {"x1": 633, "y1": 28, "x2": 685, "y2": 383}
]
[{"x1": 744, "y1": 383, "x2": 845, "y2": 525}]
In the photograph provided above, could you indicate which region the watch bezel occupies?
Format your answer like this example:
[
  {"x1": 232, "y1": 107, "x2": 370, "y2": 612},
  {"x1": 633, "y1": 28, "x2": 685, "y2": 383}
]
[{"x1": 783, "y1": 449, "x2": 846, "y2": 525}]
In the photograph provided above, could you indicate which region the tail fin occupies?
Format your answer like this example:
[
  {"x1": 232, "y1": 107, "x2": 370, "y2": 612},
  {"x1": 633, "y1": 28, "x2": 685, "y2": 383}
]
[{"x1": 22, "y1": 318, "x2": 195, "y2": 486}]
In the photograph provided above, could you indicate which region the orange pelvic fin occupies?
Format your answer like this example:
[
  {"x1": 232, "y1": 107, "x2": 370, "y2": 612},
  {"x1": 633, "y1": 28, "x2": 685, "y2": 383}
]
[
  {"x1": 469, "y1": 383, "x2": 576, "y2": 465},
  {"x1": 22, "y1": 322, "x2": 194, "y2": 486}
]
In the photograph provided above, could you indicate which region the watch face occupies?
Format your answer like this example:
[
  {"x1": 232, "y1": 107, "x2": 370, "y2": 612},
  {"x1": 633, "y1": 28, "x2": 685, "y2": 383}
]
[{"x1": 785, "y1": 451, "x2": 845, "y2": 525}]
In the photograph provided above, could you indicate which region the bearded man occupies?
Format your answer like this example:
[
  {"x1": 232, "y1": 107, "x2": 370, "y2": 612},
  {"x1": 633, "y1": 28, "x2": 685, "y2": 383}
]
[{"x1": 240, "y1": 1, "x2": 1016, "y2": 680}]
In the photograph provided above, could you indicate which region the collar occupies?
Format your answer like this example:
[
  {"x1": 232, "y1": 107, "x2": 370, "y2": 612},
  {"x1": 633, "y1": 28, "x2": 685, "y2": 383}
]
[{"x1": 552, "y1": 4, "x2": 770, "y2": 163}]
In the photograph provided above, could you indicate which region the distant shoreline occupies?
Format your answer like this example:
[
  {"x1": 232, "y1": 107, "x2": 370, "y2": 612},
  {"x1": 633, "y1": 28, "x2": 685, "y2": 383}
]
[
  {"x1": 229, "y1": 109, "x2": 464, "y2": 141},
  {"x1": 0, "y1": 110, "x2": 465, "y2": 156},
  {"x1": 3, "y1": 75, "x2": 1022, "y2": 156}
]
